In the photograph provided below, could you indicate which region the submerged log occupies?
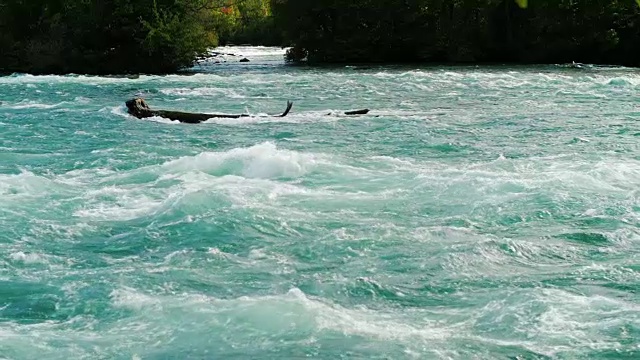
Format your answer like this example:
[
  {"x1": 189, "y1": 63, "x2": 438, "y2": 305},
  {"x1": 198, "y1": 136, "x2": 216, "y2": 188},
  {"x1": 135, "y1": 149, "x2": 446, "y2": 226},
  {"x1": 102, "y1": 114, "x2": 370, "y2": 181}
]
[
  {"x1": 344, "y1": 109, "x2": 370, "y2": 115},
  {"x1": 327, "y1": 109, "x2": 371, "y2": 116},
  {"x1": 125, "y1": 98, "x2": 293, "y2": 123}
]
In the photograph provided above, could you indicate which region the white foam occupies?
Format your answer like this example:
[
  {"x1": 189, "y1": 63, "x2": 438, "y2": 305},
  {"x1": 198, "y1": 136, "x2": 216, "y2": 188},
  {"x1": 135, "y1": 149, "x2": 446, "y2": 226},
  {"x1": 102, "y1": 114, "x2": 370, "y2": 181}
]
[
  {"x1": 57, "y1": 145, "x2": 331, "y2": 222},
  {"x1": 0, "y1": 170, "x2": 71, "y2": 197},
  {"x1": 29, "y1": 142, "x2": 346, "y2": 222},
  {"x1": 369, "y1": 155, "x2": 416, "y2": 168},
  {"x1": 9, "y1": 251, "x2": 48, "y2": 265},
  {"x1": 534, "y1": 288, "x2": 640, "y2": 345},
  {"x1": 110, "y1": 105, "x2": 131, "y2": 118},
  {"x1": 110, "y1": 287, "x2": 162, "y2": 310},
  {"x1": 73, "y1": 186, "x2": 168, "y2": 221},
  {"x1": 108, "y1": 287, "x2": 455, "y2": 343},
  {"x1": 366, "y1": 68, "x2": 640, "y2": 98},
  {"x1": 159, "y1": 87, "x2": 245, "y2": 98},
  {"x1": 202, "y1": 110, "x2": 330, "y2": 125},
  {"x1": 7, "y1": 100, "x2": 65, "y2": 109},
  {"x1": 144, "y1": 116, "x2": 182, "y2": 124},
  {"x1": 162, "y1": 142, "x2": 318, "y2": 179},
  {"x1": 214, "y1": 45, "x2": 288, "y2": 57},
  {"x1": 0, "y1": 72, "x2": 228, "y2": 85}
]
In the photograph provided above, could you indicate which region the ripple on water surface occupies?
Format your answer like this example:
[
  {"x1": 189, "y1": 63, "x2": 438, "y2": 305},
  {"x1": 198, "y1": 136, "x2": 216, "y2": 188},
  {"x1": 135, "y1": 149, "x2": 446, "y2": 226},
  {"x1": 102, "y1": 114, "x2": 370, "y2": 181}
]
[{"x1": 1, "y1": 48, "x2": 639, "y2": 359}]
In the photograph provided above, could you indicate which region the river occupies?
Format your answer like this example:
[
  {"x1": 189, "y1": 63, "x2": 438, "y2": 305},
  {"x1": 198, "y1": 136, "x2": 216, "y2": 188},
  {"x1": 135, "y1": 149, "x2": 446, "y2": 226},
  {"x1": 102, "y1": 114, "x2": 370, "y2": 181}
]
[{"x1": 1, "y1": 46, "x2": 639, "y2": 359}]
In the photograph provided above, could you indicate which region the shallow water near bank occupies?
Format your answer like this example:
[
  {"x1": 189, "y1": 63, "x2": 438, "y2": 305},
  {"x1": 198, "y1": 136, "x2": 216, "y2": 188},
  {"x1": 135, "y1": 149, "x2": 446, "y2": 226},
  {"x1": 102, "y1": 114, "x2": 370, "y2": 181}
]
[{"x1": 1, "y1": 46, "x2": 639, "y2": 359}]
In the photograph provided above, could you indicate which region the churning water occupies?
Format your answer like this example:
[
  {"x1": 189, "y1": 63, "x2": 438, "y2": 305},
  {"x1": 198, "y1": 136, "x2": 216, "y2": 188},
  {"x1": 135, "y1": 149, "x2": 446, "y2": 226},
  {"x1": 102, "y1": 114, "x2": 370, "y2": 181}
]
[{"x1": 1, "y1": 47, "x2": 639, "y2": 359}]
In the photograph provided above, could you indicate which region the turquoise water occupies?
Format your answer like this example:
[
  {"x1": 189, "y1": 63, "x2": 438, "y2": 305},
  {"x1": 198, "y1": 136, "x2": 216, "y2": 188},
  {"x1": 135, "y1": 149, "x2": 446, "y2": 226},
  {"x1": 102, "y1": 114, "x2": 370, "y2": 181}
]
[{"x1": 1, "y1": 46, "x2": 639, "y2": 359}]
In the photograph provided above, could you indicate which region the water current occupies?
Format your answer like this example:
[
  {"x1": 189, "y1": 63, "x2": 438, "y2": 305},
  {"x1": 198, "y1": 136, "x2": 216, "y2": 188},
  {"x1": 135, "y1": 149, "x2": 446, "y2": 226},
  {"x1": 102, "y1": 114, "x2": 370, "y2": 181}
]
[{"x1": 1, "y1": 46, "x2": 639, "y2": 359}]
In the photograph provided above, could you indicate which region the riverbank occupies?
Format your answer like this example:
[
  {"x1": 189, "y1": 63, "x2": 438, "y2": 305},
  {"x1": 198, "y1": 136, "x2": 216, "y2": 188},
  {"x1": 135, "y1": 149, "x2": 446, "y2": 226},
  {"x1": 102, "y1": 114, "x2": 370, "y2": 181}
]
[{"x1": 274, "y1": 1, "x2": 640, "y2": 68}]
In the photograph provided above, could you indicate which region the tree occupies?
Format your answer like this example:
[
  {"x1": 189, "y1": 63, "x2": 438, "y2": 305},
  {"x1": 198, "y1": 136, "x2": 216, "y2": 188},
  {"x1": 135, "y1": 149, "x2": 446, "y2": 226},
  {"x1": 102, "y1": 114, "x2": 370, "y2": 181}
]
[
  {"x1": 0, "y1": 0, "x2": 253, "y2": 74},
  {"x1": 272, "y1": 0, "x2": 640, "y2": 67}
]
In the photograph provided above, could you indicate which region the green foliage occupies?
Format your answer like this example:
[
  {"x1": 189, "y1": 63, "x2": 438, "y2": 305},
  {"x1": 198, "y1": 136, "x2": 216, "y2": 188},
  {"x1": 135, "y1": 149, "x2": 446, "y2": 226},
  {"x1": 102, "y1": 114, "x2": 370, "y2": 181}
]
[
  {"x1": 1, "y1": 0, "x2": 638, "y2": 73},
  {"x1": 273, "y1": 0, "x2": 640, "y2": 67},
  {"x1": 515, "y1": 0, "x2": 528, "y2": 8},
  {"x1": 140, "y1": 0, "x2": 220, "y2": 71},
  {"x1": 217, "y1": 0, "x2": 282, "y2": 45},
  {"x1": 0, "y1": 0, "x2": 277, "y2": 74}
]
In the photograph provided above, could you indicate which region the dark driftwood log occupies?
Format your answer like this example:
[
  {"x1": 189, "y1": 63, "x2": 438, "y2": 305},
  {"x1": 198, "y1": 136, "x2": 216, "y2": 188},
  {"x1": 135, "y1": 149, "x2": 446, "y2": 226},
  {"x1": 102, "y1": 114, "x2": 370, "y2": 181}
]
[
  {"x1": 344, "y1": 109, "x2": 370, "y2": 115},
  {"x1": 125, "y1": 98, "x2": 293, "y2": 123},
  {"x1": 326, "y1": 109, "x2": 371, "y2": 116}
]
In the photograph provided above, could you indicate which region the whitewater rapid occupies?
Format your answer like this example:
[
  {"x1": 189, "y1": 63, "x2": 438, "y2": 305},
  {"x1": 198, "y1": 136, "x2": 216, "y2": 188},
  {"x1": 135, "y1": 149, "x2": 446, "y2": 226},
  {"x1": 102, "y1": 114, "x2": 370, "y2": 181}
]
[{"x1": 1, "y1": 47, "x2": 639, "y2": 359}]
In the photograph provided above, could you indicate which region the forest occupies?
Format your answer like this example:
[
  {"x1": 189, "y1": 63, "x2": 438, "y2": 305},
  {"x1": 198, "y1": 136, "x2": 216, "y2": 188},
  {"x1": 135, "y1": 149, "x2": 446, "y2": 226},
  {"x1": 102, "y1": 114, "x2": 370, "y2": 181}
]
[
  {"x1": 1, "y1": 0, "x2": 639, "y2": 74},
  {"x1": 273, "y1": 0, "x2": 640, "y2": 66},
  {"x1": 0, "y1": 0, "x2": 277, "y2": 74}
]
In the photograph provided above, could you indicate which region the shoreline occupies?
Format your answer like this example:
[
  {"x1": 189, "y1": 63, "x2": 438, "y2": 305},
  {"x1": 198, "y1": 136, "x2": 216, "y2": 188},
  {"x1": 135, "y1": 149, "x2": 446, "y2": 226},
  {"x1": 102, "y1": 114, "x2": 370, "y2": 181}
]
[{"x1": 1, "y1": 59, "x2": 637, "y2": 78}]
